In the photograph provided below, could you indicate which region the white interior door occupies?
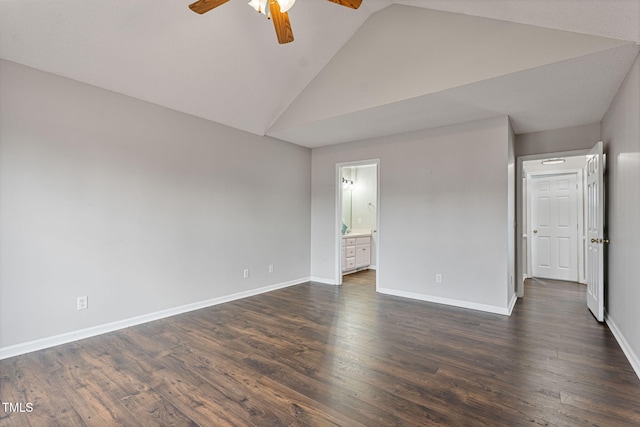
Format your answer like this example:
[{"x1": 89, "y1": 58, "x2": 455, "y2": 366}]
[
  {"x1": 586, "y1": 141, "x2": 605, "y2": 322},
  {"x1": 530, "y1": 173, "x2": 579, "y2": 281}
]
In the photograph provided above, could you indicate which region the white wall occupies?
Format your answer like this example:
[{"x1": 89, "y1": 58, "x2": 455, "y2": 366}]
[
  {"x1": 0, "y1": 60, "x2": 311, "y2": 352},
  {"x1": 312, "y1": 116, "x2": 514, "y2": 314},
  {"x1": 350, "y1": 165, "x2": 378, "y2": 267},
  {"x1": 350, "y1": 165, "x2": 377, "y2": 231},
  {"x1": 601, "y1": 53, "x2": 640, "y2": 376}
]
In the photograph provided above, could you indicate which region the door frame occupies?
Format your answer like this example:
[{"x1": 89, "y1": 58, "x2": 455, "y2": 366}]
[
  {"x1": 335, "y1": 159, "x2": 380, "y2": 287},
  {"x1": 525, "y1": 169, "x2": 584, "y2": 283},
  {"x1": 516, "y1": 149, "x2": 588, "y2": 297}
]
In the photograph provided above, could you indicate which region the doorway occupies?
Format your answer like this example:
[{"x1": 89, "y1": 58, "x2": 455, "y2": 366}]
[
  {"x1": 516, "y1": 150, "x2": 589, "y2": 297},
  {"x1": 517, "y1": 142, "x2": 606, "y2": 322},
  {"x1": 523, "y1": 155, "x2": 586, "y2": 284},
  {"x1": 336, "y1": 160, "x2": 379, "y2": 287},
  {"x1": 527, "y1": 171, "x2": 582, "y2": 282}
]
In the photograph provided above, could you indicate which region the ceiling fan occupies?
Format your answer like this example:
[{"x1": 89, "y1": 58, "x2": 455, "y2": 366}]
[{"x1": 188, "y1": 0, "x2": 363, "y2": 44}]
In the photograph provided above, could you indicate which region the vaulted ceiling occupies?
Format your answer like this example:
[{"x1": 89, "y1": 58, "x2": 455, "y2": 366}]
[{"x1": 1, "y1": 0, "x2": 638, "y2": 147}]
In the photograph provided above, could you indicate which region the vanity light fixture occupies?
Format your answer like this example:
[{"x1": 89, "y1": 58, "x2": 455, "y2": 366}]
[{"x1": 541, "y1": 157, "x2": 566, "y2": 165}]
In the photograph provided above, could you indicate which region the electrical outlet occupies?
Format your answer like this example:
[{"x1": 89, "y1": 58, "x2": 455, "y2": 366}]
[
  {"x1": 435, "y1": 274, "x2": 442, "y2": 283},
  {"x1": 243, "y1": 269, "x2": 250, "y2": 279},
  {"x1": 268, "y1": 264, "x2": 274, "y2": 273},
  {"x1": 77, "y1": 296, "x2": 88, "y2": 311}
]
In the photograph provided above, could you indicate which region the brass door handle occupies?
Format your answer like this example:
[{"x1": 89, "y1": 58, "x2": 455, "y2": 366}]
[
  {"x1": 591, "y1": 238, "x2": 611, "y2": 244},
  {"x1": 591, "y1": 238, "x2": 597, "y2": 243}
]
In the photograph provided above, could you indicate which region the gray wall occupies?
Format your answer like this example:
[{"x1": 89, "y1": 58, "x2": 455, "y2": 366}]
[
  {"x1": 601, "y1": 53, "x2": 640, "y2": 373},
  {"x1": 0, "y1": 60, "x2": 311, "y2": 349},
  {"x1": 515, "y1": 122, "x2": 601, "y2": 157},
  {"x1": 312, "y1": 116, "x2": 514, "y2": 313}
]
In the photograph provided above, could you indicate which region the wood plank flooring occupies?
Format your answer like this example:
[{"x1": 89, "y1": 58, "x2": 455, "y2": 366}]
[{"x1": 1, "y1": 271, "x2": 639, "y2": 426}]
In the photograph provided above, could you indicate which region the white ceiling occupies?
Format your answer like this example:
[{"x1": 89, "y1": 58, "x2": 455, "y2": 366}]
[{"x1": 1, "y1": 0, "x2": 639, "y2": 148}]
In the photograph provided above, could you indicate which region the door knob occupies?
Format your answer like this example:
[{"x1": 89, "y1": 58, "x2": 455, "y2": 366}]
[
  {"x1": 533, "y1": 229, "x2": 538, "y2": 234},
  {"x1": 591, "y1": 238, "x2": 598, "y2": 243}
]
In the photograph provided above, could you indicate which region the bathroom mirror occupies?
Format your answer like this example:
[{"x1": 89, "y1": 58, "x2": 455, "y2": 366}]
[
  {"x1": 341, "y1": 167, "x2": 355, "y2": 231},
  {"x1": 342, "y1": 185, "x2": 352, "y2": 230},
  {"x1": 341, "y1": 165, "x2": 377, "y2": 234}
]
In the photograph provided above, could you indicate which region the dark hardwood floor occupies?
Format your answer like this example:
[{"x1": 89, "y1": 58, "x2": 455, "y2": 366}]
[{"x1": 1, "y1": 271, "x2": 639, "y2": 426}]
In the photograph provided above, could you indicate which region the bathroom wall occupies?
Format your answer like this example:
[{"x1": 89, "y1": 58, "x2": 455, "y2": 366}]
[{"x1": 350, "y1": 164, "x2": 378, "y2": 267}]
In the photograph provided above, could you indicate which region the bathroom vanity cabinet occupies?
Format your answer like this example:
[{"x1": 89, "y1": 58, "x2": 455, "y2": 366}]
[{"x1": 341, "y1": 234, "x2": 371, "y2": 273}]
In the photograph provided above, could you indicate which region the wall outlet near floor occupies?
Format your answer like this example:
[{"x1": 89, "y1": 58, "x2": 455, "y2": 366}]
[
  {"x1": 77, "y1": 296, "x2": 88, "y2": 311},
  {"x1": 435, "y1": 274, "x2": 442, "y2": 283},
  {"x1": 268, "y1": 264, "x2": 274, "y2": 273},
  {"x1": 243, "y1": 269, "x2": 250, "y2": 279}
]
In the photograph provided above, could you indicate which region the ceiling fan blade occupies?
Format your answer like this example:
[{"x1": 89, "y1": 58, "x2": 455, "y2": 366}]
[
  {"x1": 270, "y1": 1, "x2": 294, "y2": 44},
  {"x1": 189, "y1": 0, "x2": 230, "y2": 14},
  {"x1": 326, "y1": 0, "x2": 362, "y2": 9}
]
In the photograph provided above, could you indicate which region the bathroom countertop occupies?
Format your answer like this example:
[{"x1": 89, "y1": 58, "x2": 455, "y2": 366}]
[{"x1": 342, "y1": 231, "x2": 371, "y2": 238}]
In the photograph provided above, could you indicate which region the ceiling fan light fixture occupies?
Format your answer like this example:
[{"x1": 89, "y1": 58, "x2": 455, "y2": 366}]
[
  {"x1": 191, "y1": 0, "x2": 354, "y2": 44},
  {"x1": 248, "y1": 0, "x2": 268, "y2": 14},
  {"x1": 249, "y1": 0, "x2": 295, "y2": 15}
]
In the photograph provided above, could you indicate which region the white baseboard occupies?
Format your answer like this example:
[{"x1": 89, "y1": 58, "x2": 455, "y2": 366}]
[
  {"x1": 310, "y1": 277, "x2": 337, "y2": 285},
  {"x1": 0, "y1": 277, "x2": 309, "y2": 361},
  {"x1": 377, "y1": 287, "x2": 513, "y2": 316},
  {"x1": 605, "y1": 312, "x2": 640, "y2": 380},
  {"x1": 507, "y1": 293, "x2": 518, "y2": 315}
]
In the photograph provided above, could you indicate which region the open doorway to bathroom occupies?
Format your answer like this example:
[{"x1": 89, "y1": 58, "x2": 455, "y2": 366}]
[{"x1": 336, "y1": 160, "x2": 379, "y2": 288}]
